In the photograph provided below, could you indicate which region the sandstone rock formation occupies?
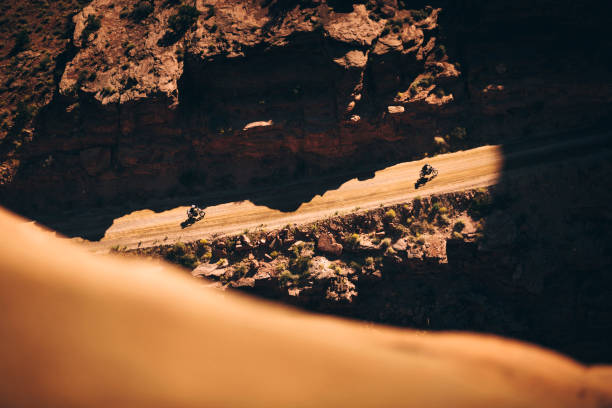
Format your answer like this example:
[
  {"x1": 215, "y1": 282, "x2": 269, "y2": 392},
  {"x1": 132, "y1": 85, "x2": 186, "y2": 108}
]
[{"x1": 2, "y1": 204, "x2": 612, "y2": 407}]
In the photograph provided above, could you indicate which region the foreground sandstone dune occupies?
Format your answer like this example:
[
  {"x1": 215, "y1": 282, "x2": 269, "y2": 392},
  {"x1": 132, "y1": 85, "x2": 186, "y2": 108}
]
[{"x1": 0, "y1": 208, "x2": 610, "y2": 407}]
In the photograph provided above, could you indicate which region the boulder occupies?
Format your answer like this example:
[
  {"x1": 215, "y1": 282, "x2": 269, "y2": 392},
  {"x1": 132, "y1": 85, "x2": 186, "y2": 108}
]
[
  {"x1": 392, "y1": 238, "x2": 409, "y2": 251},
  {"x1": 229, "y1": 277, "x2": 255, "y2": 289},
  {"x1": 317, "y1": 233, "x2": 343, "y2": 257},
  {"x1": 191, "y1": 262, "x2": 227, "y2": 279}
]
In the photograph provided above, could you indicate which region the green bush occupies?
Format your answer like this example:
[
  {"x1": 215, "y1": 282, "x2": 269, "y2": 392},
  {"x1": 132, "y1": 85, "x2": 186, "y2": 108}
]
[
  {"x1": 165, "y1": 242, "x2": 199, "y2": 269},
  {"x1": 279, "y1": 270, "x2": 299, "y2": 286},
  {"x1": 452, "y1": 231, "x2": 463, "y2": 240},
  {"x1": 384, "y1": 209, "x2": 396, "y2": 222},
  {"x1": 289, "y1": 255, "x2": 312, "y2": 275},
  {"x1": 234, "y1": 263, "x2": 249, "y2": 277},
  {"x1": 437, "y1": 214, "x2": 450, "y2": 226},
  {"x1": 365, "y1": 256, "x2": 374, "y2": 266},
  {"x1": 130, "y1": 1, "x2": 154, "y2": 22},
  {"x1": 346, "y1": 233, "x2": 360, "y2": 247},
  {"x1": 449, "y1": 126, "x2": 467, "y2": 141},
  {"x1": 453, "y1": 220, "x2": 465, "y2": 232},
  {"x1": 469, "y1": 192, "x2": 493, "y2": 218},
  {"x1": 380, "y1": 238, "x2": 392, "y2": 248},
  {"x1": 159, "y1": 5, "x2": 200, "y2": 46}
]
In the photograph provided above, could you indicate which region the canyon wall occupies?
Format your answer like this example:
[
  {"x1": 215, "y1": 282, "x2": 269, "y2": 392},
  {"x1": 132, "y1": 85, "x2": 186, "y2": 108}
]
[{"x1": 1, "y1": 0, "x2": 611, "y2": 213}]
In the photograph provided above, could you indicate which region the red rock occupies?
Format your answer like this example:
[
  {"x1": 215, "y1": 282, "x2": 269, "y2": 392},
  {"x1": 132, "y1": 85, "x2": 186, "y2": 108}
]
[{"x1": 317, "y1": 233, "x2": 343, "y2": 257}]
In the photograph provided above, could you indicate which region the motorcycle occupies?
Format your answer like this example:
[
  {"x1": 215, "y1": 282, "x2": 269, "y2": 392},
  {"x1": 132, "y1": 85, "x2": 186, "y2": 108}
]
[
  {"x1": 415, "y1": 164, "x2": 438, "y2": 189},
  {"x1": 187, "y1": 206, "x2": 206, "y2": 222}
]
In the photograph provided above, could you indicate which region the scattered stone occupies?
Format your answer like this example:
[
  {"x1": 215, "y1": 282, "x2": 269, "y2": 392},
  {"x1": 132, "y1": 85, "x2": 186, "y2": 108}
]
[
  {"x1": 392, "y1": 237, "x2": 409, "y2": 252},
  {"x1": 241, "y1": 234, "x2": 251, "y2": 247}
]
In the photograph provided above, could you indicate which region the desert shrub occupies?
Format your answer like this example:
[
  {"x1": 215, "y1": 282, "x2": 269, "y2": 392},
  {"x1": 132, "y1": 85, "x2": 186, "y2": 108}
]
[
  {"x1": 452, "y1": 231, "x2": 463, "y2": 240},
  {"x1": 201, "y1": 250, "x2": 212, "y2": 261},
  {"x1": 365, "y1": 256, "x2": 374, "y2": 266},
  {"x1": 437, "y1": 214, "x2": 450, "y2": 226},
  {"x1": 416, "y1": 236, "x2": 426, "y2": 245},
  {"x1": 380, "y1": 238, "x2": 392, "y2": 248},
  {"x1": 346, "y1": 233, "x2": 360, "y2": 247},
  {"x1": 165, "y1": 242, "x2": 199, "y2": 269},
  {"x1": 349, "y1": 261, "x2": 362, "y2": 271},
  {"x1": 279, "y1": 270, "x2": 299, "y2": 286},
  {"x1": 449, "y1": 126, "x2": 467, "y2": 141},
  {"x1": 234, "y1": 263, "x2": 249, "y2": 277},
  {"x1": 130, "y1": 1, "x2": 154, "y2": 22},
  {"x1": 159, "y1": 5, "x2": 200, "y2": 45},
  {"x1": 453, "y1": 220, "x2": 465, "y2": 232},
  {"x1": 410, "y1": 220, "x2": 432, "y2": 235},
  {"x1": 270, "y1": 250, "x2": 279, "y2": 258},
  {"x1": 469, "y1": 192, "x2": 493, "y2": 218},
  {"x1": 384, "y1": 209, "x2": 396, "y2": 222},
  {"x1": 289, "y1": 255, "x2": 312, "y2": 275}
]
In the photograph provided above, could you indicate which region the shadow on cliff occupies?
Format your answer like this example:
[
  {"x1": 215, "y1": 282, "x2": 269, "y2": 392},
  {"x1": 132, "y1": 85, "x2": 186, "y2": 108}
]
[
  {"x1": 33, "y1": 160, "x2": 390, "y2": 241},
  {"x1": 481, "y1": 132, "x2": 612, "y2": 363}
]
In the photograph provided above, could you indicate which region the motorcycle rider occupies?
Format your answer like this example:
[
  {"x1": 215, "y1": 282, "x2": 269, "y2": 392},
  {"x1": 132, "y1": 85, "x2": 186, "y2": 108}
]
[
  {"x1": 187, "y1": 204, "x2": 200, "y2": 219},
  {"x1": 421, "y1": 164, "x2": 434, "y2": 177}
]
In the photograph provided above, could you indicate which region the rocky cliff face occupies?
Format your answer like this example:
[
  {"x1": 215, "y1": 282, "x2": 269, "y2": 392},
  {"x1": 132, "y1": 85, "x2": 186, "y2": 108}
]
[{"x1": 1, "y1": 0, "x2": 611, "y2": 213}]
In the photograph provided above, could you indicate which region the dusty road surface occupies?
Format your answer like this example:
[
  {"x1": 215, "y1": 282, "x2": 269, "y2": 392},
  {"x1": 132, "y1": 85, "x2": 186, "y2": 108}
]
[
  {"x1": 81, "y1": 133, "x2": 611, "y2": 252},
  {"x1": 2, "y1": 208, "x2": 612, "y2": 407}
]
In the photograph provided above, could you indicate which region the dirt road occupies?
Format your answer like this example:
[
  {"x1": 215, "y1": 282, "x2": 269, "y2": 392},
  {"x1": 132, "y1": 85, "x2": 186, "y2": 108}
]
[{"x1": 85, "y1": 133, "x2": 611, "y2": 252}]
